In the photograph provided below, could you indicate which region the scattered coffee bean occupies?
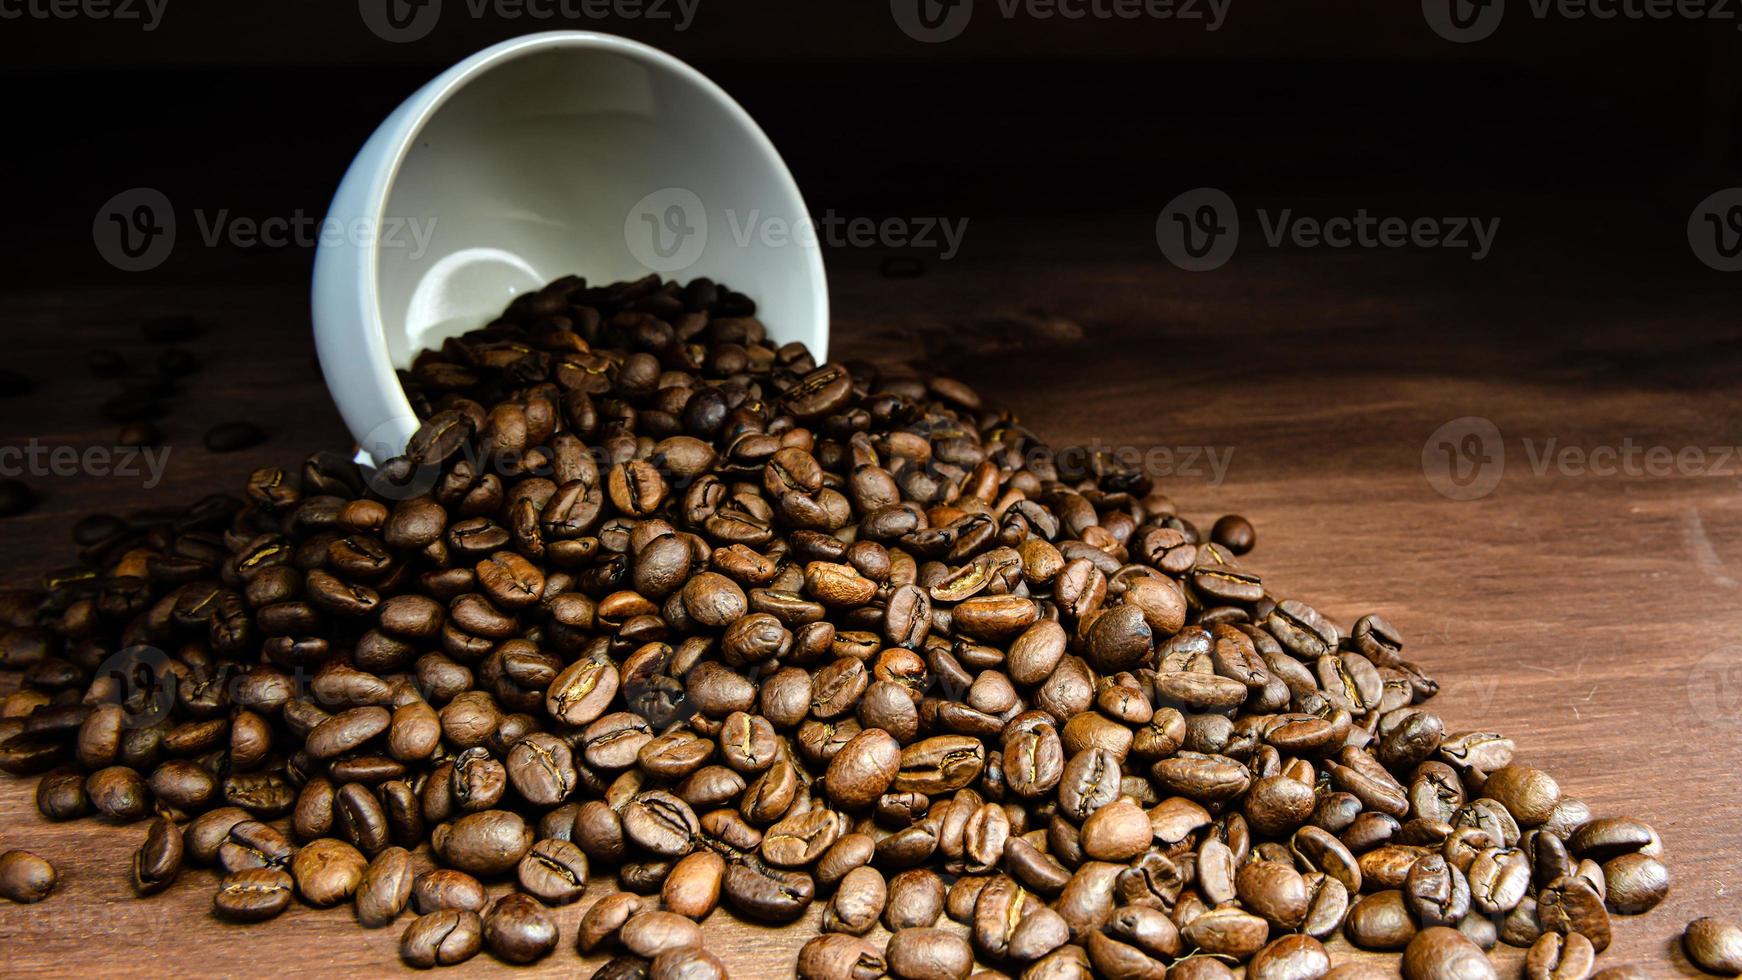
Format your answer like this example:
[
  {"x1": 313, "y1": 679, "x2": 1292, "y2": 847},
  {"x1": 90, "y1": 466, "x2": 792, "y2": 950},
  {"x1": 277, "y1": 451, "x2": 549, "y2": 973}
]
[
  {"x1": 1685, "y1": 917, "x2": 1742, "y2": 976},
  {"x1": 0, "y1": 849, "x2": 56, "y2": 903},
  {"x1": 131, "y1": 816, "x2": 183, "y2": 895},
  {"x1": 482, "y1": 892, "x2": 557, "y2": 964},
  {"x1": 401, "y1": 909, "x2": 484, "y2": 968},
  {"x1": 213, "y1": 868, "x2": 294, "y2": 921},
  {"x1": 1210, "y1": 514, "x2": 1255, "y2": 554}
]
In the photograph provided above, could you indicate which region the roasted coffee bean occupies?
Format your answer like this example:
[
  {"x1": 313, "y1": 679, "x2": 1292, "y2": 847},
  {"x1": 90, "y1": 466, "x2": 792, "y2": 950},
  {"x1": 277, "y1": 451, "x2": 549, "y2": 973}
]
[
  {"x1": 335, "y1": 782, "x2": 390, "y2": 856},
  {"x1": 1601, "y1": 852, "x2": 1669, "y2": 914},
  {"x1": 214, "y1": 868, "x2": 294, "y2": 921},
  {"x1": 1247, "y1": 934, "x2": 1330, "y2": 980},
  {"x1": 622, "y1": 790, "x2": 700, "y2": 856},
  {"x1": 516, "y1": 837, "x2": 588, "y2": 904},
  {"x1": 822, "y1": 865, "x2": 886, "y2": 936},
  {"x1": 1538, "y1": 874, "x2": 1612, "y2": 952},
  {"x1": 293, "y1": 837, "x2": 369, "y2": 907},
  {"x1": 723, "y1": 857, "x2": 814, "y2": 923},
  {"x1": 131, "y1": 816, "x2": 183, "y2": 895},
  {"x1": 356, "y1": 846, "x2": 415, "y2": 927},
  {"x1": 661, "y1": 849, "x2": 724, "y2": 919},
  {"x1": 401, "y1": 909, "x2": 484, "y2": 968},
  {"x1": 87, "y1": 765, "x2": 151, "y2": 821},
  {"x1": 219, "y1": 820, "x2": 293, "y2": 873},
  {"x1": 432, "y1": 809, "x2": 533, "y2": 876},
  {"x1": 621, "y1": 910, "x2": 703, "y2": 958},
  {"x1": 650, "y1": 946, "x2": 726, "y2": 980},
  {"x1": 1525, "y1": 930, "x2": 1596, "y2": 980},
  {"x1": 885, "y1": 927, "x2": 973, "y2": 980},
  {"x1": 1685, "y1": 916, "x2": 1742, "y2": 975},
  {"x1": 412, "y1": 869, "x2": 488, "y2": 914},
  {"x1": 798, "y1": 933, "x2": 887, "y2": 980},
  {"x1": 1404, "y1": 853, "x2": 1471, "y2": 927},
  {"x1": 884, "y1": 869, "x2": 946, "y2": 931},
  {"x1": 35, "y1": 768, "x2": 89, "y2": 821},
  {"x1": 0, "y1": 849, "x2": 56, "y2": 903},
  {"x1": 1346, "y1": 890, "x2": 1418, "y2": 950},
  {"x1": 482, "y1": 892, "x2": 557, "y2": 964},
  {"x1": 1402, "y1": 926, "x2": 1497, "y2": 980}
]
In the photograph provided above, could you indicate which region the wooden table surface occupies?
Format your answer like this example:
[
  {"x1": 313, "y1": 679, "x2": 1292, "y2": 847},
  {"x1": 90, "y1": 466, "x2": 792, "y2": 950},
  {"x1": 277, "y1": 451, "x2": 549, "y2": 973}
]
[{"x1": 1, "y1": 207, "x2": 1738, "y2": 976}]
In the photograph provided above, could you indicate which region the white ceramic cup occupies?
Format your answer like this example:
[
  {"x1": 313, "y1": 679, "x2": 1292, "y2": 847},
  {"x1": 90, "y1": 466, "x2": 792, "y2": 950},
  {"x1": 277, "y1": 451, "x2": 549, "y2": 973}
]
[{"x1": 312, "y1": 31, "x2": 828, "y2": 466}]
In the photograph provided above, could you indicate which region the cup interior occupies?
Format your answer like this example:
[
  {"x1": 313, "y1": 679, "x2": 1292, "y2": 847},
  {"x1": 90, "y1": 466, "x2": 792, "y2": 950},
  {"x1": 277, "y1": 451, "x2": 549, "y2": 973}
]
[{"x1": 376, "y1": 34, "x2": 829, "y2": 370}]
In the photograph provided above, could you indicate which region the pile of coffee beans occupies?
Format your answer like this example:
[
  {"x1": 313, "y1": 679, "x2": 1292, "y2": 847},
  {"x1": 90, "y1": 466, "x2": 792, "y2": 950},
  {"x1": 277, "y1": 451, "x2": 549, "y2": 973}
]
[{"x1": 0, "y1": 274, "x2": 1708, "y2": 978}]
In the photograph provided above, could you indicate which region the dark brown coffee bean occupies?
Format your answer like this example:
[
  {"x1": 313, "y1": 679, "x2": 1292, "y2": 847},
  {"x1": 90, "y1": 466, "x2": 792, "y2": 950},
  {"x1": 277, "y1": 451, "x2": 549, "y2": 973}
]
[
  {"x1": 1238, "y1": 936, "x2": 1324, "y2": 980},
  {"x1": 0, "y1": 849, "x2": 56, "y2": 903},
  {"x1": 516, "y1": 837, "x2": 588, "y2": 905},
  {"x1": 401, "y1": 909, "x2": 484, "y2": 967},
  {"x1": 650, "y1": 946, "x2": 727, "y2": 980},
  {"x1": 482, "y1": 892, "x2": 557, "y2": 964},
  {"x1": 885, "y1": 927, "x2": 972, "y2": 980},
  {"x1": 621, "y1": 910, "x2": 703, "y2": 959},
  {"x1": 660, "y1": 849, "x2": 724, "y2": 919},
  {"x1": 292, "y1": 837, "x2": 369, "y2": 907},
  {"x1": 798, "y1": 933, "x2": 887, "y2": 980},
  {"x1": 1402, "y1": 926, "x2": 1497, "y2": 980},
  {"x1": 412, "y1": 869, "x2": 487, "y2": 915},
  {"x1": 1684, "y1": 916, "x2": 1742, "y2": 975},
  {"x1": 1525, "y1": 930, "x2": 1596, "y2": 980},
  {"x1": 353, "y1": 846, "x2": 414, "y2": 927},
  {"x1": 622, "y1": 789, "x2": 700, "y2": 857},
  {"x1": 131, "y1": 816, "x2": 183, "y2": 895},
  {"x1": 432, "y1": 809, "x2": 533, "y2": 876},
  {"x1": 722, "y1": 856, "x2": 815, "y2": 923},
  {"x1": 1345, "y1": 889, "x2": 1417, "y2": 950},
  {"x1": 213, "y1": 868, "x2": 294, "y2": 921},
  {"x1": 1600, "y1": 852, "x2": 1669, "y2": 914}
]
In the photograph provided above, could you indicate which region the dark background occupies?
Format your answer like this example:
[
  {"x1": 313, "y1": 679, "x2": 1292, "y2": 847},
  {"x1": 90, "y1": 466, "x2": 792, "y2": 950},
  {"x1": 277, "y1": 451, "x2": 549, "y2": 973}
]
[{"x1": 1, "y1": 0, "x2": 1739, "y2": 286}]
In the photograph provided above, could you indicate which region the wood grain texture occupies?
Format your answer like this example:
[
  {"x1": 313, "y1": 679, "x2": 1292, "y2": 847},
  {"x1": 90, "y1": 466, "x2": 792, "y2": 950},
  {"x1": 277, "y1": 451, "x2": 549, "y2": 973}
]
[{"x1": 1, "y1": 225, "x2": 1738, "y2": 976}]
